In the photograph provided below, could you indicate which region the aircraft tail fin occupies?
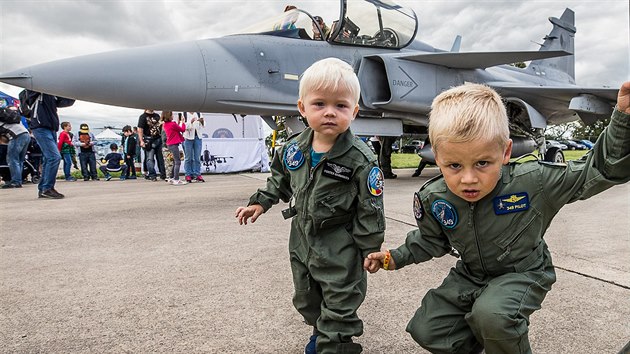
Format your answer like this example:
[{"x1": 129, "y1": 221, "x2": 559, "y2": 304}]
[{"x1": 530, "y1": 8, "x2": 576, "y2": 82}]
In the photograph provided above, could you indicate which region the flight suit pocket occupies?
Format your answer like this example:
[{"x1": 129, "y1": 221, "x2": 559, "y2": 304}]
[
  {"x1": 312, "y1": 188, "x2": 352, "y2": 227},
  {"x1": 494, "y1": 206, "x2": 542, "y2": 263}
]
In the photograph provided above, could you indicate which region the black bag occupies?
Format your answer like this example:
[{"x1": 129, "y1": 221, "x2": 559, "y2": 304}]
[
  {"x1": 18, "y1": 89, "x2": 39, "y2": 119},
  {"x1": 0, "y1": 107, "x2": 21, "y2": 124}
]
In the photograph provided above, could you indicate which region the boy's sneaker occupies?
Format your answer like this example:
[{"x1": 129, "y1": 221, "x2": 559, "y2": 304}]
[
  {"x1": 170, "y1": 179, "x2": 187, "y2": 185},
  {"x1": 120, "y1": 176, "x2": 126, "y2": 181},
  {"x1": 39, "y1": 189, "x2": 64, "y2": 199},
  {"x1": 304, "y1": 335, "x2": 317, "y2": 354},
  {"x1": 83, "y1": 177, "x2": 90, "y2": 181},
  {"x1": 185, "y1": 175, "x2": 193, "y2": 183},
  {"x1": 65, "y1": 177, "x2": 77, "y2": 182},
  {"x1": 105, "y1": 175, "x2": 112, "y2": 181},
  {"x1": 128, "y1": 175, "x2": 137, "y2": 180},
  {"x1": 196, "y1": 175, "x2": 205, "y2": 182}
]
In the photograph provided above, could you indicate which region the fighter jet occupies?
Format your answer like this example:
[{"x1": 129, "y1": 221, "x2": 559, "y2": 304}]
[{"x1": 0, "y1": 0, "x2": 619, "y2": 163}]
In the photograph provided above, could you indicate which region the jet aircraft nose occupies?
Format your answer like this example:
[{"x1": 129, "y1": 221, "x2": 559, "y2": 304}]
[{"x1": 0, "y1": 41, "x2": 208, "y2": 111}]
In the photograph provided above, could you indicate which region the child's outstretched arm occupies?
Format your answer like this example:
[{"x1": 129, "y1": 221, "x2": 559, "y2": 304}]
[
  {"x1": 235, "y1": 204, "x2": 264, "y2": 225},
  {"x1": 618, "y1": 81, "x2": 630, "y2": 114}
]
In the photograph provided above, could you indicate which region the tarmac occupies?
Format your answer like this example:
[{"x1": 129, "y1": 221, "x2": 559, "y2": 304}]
[{"x1": 1, "y1": 167, "x2": 628, "y2": 353}]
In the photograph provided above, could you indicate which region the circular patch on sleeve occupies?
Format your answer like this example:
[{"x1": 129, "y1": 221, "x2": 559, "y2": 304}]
[
  {"x1": 367, "y1": 166, "x2": 384, "y2": 196},
  {"x1": 283, "y1": 142, "x2": 304, "y2": 170},
  {"x1": 413, "y1": 192, "x2": 423, "y2": 220},
  {"x1": 431, "y1": 199, "x2": 458, "y2": 229}
]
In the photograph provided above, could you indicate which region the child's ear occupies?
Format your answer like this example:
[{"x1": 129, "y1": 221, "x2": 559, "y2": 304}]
[
  {"x1": 297, "y1": 100, "x2": 306, "y2": 117},
  {"x1": 352, "y1": 104, "x2": 359, "y2": 119},
  {"x1": 503, "y1": 139, "x2": 513, "y2": 164}
]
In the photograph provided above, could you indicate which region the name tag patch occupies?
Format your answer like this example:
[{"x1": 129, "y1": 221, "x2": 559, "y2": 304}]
[
  {"x1": 322, "y1": 161, "x2": 353, "y2": 181},
  {"x1": 493, "y1": 192, "x2": 530, "y2": 215},
  {"x1": 432, "y1": 199, "x2": 458, "y2": 229},
  {"x1": 284, "y1": 142, "x2": 304, "y2": 170}
]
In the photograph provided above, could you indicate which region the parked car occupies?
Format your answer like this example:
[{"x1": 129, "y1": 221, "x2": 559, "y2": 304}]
[
  {"x1": 578, "y1": 139, "x2": 594, "y2": 149},
  {"x1": 546, "y1": 140, "x2": 568, "y2": 150},
  {"x1": 401, "y1": 140, "x2": 424, "y2": 154},
  {"x1": 560, "y1": 140, "x2": 586, "y2": 150}
]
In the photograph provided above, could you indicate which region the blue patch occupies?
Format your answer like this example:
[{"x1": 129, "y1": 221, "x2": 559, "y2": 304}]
[
  {"x1": 493, "y1": 192, "x2": 530, "y2": 215},
  {"x1": 431, "y1": 199, "x2": 458, "y2": 229},
  {"x1": 367, "y1": 167, "x2": 384, "y2": 196},
  {"x1": 413, "y1": 192, "x2": 423, "y2": 221},
  {"x1": 284, "y1": 142, "x2": 304, "y2": 170}
]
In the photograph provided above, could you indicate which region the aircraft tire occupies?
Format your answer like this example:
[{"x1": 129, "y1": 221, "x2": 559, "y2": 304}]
[{"x1": 544, "y1": 146, "x2": 565, "y2": 163}]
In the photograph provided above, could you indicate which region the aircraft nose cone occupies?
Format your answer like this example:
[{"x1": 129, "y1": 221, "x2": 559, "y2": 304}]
[{"x1": 0, "y1": 41, "x2": 208, "y2": 111}]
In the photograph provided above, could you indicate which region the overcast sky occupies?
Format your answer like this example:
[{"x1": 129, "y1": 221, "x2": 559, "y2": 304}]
[{"x1": 0, "y1": 0, "x2": 628, "y2": 131}]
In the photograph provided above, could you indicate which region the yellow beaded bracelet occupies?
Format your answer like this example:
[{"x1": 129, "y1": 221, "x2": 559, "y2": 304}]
[{"x1": 383, "y1": 250, "x2": 391, "y2": 271}]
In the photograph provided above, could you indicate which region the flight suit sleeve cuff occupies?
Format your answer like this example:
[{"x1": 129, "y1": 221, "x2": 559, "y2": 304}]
[
  {"x1": 390, "y1": 246, "x2": 411, "y2": 270},
  {"x1": 248, "y1": 193, "x2": 272, "y2": 212}
]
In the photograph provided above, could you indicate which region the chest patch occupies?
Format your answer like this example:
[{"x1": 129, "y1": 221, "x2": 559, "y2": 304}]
[
  {"x1": 493, "y1": 192, "x2": 530, "y2": 215},
  {"x1": 413, "y1": 192, "x2": 424, "y2": 221},
  {"x1": 431, "y1": 199, "x2": 458, "y2": 229},
  {"x1": 367, "y1": 166, "x2": 384, "y2": 196},
  {"x1": 322, "y1": 161, "x2": 352, "y2": 181},
  {"x1": 284, "y1": 142, "x2": 304, "y2": 170}
]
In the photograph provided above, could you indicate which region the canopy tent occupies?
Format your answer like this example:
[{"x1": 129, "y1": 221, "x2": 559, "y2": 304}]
[
  {"x1": 180, "y1": 113, "x2": 270, "y2": 174},
  {"x1": 95, "y1": 128, "x2": 122, "y2": 140}
]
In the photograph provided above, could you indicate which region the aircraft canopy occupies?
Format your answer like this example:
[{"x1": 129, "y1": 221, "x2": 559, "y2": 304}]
[{"x1": 240, "y1": 0, "x2": 417, "y2": 49}]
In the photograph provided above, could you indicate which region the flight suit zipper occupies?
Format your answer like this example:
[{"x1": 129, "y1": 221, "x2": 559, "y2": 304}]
[{"x1": 469, "y1": 203, "x2": 488, "y2": 274}]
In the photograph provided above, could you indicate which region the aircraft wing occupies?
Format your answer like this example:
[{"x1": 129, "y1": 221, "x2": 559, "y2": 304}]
[
  {"x1": 398, "y1": 50, "x2": 571, "y2": 69},
  {"x1": 486, "y1": 83, "x2": 619, "y2": 102}
]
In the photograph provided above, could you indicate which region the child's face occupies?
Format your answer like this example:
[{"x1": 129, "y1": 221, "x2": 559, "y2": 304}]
[
  {"x1": 435, "y1": 138, "x2": 512, "y2": 202},
  {"x1": 65, "y1": 124, "x2": 72, "y2": 131},
  {"x1": 124, "y1": 130, "x2": 132, "y2": 136},
  {"x1": 297, "y1": 87, "x2": 358, "y2": 139}
]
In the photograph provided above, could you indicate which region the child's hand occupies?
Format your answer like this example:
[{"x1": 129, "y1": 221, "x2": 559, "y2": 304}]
[
  {"x1": 367, "y1": 251, "x2": 396, "y2": 271},
  {"x1": 363, "y1": 257, "x2": 382, "y2": 273},
  {"x1": 235, "y1": 204, "x2": 264, "y2": 225},
  {"x1": 618, "y1": 81, "x2": 630, "y2": 114}
]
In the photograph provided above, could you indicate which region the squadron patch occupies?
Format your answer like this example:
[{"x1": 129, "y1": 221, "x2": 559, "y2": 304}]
[
  {"x1": 367, "y1": 166, "x2": 384, "y2": 196},
  {"x1": 413, "y1": 192, "x2": 424, "y2": 221},
  {"x1": 493, "y1": 192, "x2": 530, "y2": 215},
  {"x1": 322, "y1": 161, "x2": 353, "y2": 181},
  {"x1": 431, "y1": 199, "x2": 458, "y2": 229},
  {"x1": 284, "y1": 142, "x2": 304, "y2": 170}
]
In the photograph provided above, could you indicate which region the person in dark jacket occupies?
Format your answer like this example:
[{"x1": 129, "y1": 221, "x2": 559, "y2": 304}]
[
  {"x1": 24, "y1": 91, "x2": 75, "y2": 199},
  {"x1": 121, "y1": 125, "x2": 137, "y2": 179}
]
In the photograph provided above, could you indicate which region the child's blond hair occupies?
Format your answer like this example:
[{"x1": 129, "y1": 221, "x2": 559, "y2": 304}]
[
  {"x1": 429, "y1": 83, "x2": 509, "y2": 152},
  {"x1": 299, "y1": 58, "x2": 360, "y2": 105}
]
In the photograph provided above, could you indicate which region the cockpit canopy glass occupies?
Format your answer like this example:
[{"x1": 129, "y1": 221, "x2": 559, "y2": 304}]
[
  {"x1": 331, "y1": 0, "x2": 417, "y2": 48},
  {"x1": 239, "y1": 0, "x2": 417, "y2": 49}
]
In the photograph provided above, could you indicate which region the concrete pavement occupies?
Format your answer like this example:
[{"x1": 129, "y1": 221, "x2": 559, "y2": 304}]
[{"x1": 0, "y1": 168, "x2": 628, "y2": 353}]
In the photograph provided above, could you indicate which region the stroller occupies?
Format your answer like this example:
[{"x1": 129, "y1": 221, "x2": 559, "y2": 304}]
[{"x1": 0, "y1": 143, "x2": 40, "y2": 184}]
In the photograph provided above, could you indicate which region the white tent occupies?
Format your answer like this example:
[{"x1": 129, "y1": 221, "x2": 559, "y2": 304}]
[
  {"x1": 95, "y1": 128, "x2": 122, "y2": 141},
  {"x1": 181, "y1": 113, "x2": 270, "y2": 174}
]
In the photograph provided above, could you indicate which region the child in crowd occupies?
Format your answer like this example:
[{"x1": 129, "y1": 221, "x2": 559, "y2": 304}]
[
  {"x1": 365, "y1": 82, "x2": 630, "y2": 353},
  {"x1": 121, "y1": 125, "x2": 137, "y2": 179},
  {"x1": 161, "y1": 111, "x2": 187, "y2": 185},
  {"x1": 99, "y1": 143, "x2": 128, "y2": 181},
  {"x1": 236, "y1": 58, "x2": 385, "y2": 354},
  {"x1": 73, "y1": 123, "x2": 99, "y2": 181},
  {"x1": 57, "y1": 121, "x2": 76, "y2": 181}
]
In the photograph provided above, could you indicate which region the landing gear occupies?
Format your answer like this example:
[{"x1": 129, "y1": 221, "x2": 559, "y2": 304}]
[{"x1": 544, "y1": 146, "x2": 565, "y2": 163}]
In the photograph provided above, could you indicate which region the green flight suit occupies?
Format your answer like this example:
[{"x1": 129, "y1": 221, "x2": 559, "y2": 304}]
[
  {"x1": 249, "y1": 128, "x2": 385, "y2": 354},
  {"x1": 391, "y1": 109, "x2": 630, "y2": 354}
]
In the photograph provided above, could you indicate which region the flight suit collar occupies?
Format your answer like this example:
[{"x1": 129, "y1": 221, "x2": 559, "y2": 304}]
[{"x1": 294, "y1": 128, "x2": 355, "y2": 159}]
